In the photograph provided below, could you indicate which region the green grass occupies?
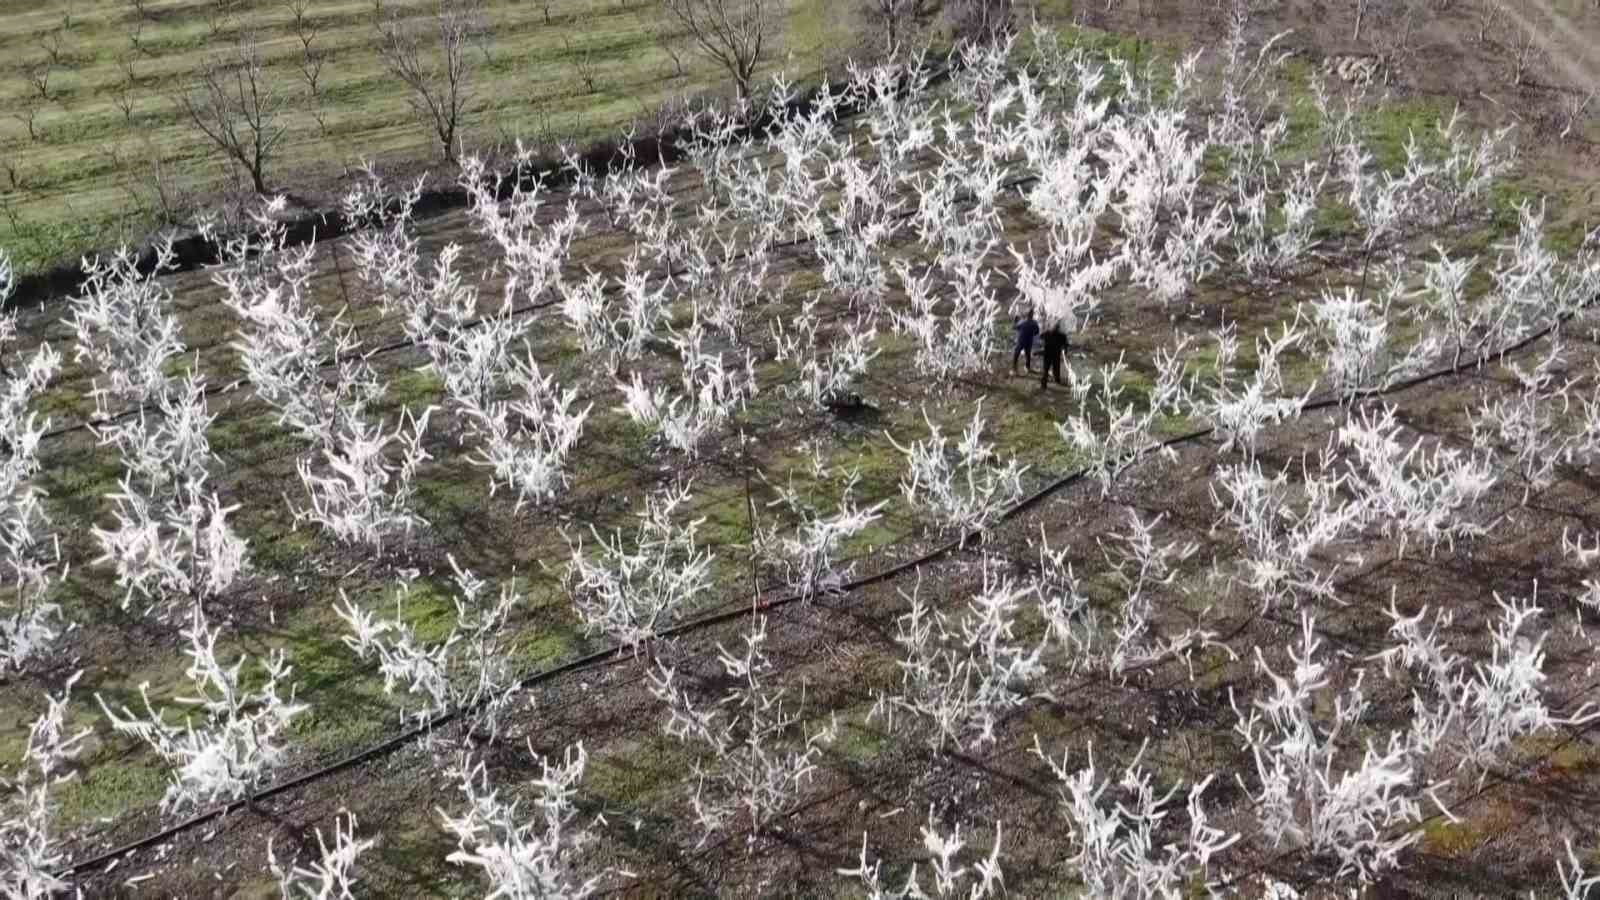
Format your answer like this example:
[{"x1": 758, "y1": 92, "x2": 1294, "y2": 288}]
[{"x1": 0, "y1": 0, "x2": 859, "y2": 274}]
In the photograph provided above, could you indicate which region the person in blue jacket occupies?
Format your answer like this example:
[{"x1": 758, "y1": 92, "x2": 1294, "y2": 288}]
[{"x1": 1012, "y1": 309, "x2": 1040, "y2": 375}]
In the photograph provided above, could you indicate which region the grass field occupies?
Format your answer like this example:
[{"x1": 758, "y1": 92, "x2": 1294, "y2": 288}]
[
  {"x1": 0, "y1": 0, "x2": 859, "y2": 275},
  {"x1": 7, "y1": 3, "x2": 1600, "y2": 897}
]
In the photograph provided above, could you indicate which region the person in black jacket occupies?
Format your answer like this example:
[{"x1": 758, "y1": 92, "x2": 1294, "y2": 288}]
[
  {"x1": 1011, "y1": 309, "x2": 1040, "y2": 374},
  {"x1": 1038, "y1": 320, "x2": 1069, "y2": 390}
]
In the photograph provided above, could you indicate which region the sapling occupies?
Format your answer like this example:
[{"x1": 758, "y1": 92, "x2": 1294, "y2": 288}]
[
  {"x1": 0, "y1": 252, "x2": 66, "y2": 668},
  {"x1": 1335, "y1": 404, "x2": 1496, "y2": 556},
  {"x1": 1231, "y1": 614, "x2": 1443, "y2": 882},
  {"x1": 1030, "y1": 738, "x2": 1238, "y2": 896},
  {"x1": 754, "y1": 453, "x2": 887, "y2": 603},
  {"x1": 1, "y1": 672, "x2": 90, "y2": 899},
  {"x1": 68, "y1": 238, "x2": 183, "y2": 416},
  {"x1": 873, "y1": 567, "x2": 1045, "y2": 751},
  {"x1": 774, "y1": 301, "x2": 880, "y2": 413},
  {"x1": 1057, "y1": 353, "x2": 1186, "y2": 498},
  {"x1": 336, "y1": 557, "x2": 522, "y2": 741},
  {"x1": 438, "y1": 743, "x2": 607, "y2": 897},
  {"x1": 458, "y1": 148, "x2": 584, "y2": 309},
  {"x1": 461, "y1": 342, "x2": 590, "y2": 510},
  {"x1": 293, "y1": 407, "x2": 434, "y2": 554},
  {"x1": 562, "y1": 482, "x2": 713, "y2": 654},
  {"x1": 649, "y1": 616, "x2": 837, "y2": 845},
  {"x1": 97, "y1": 604, "x2": 307, "y2": 814},
  {"x1": 837, "y1": 810, "x2": 1005, "y2": 899},
  {"x1": 889, "y1": 401, "x2": 1026, "y2": 536},
  {"x1": 267, "y1": 811, "x2": 376, "y2": 900},
  {"x1": 619, "y1": 320, "x2": 756, "y2": 456}
]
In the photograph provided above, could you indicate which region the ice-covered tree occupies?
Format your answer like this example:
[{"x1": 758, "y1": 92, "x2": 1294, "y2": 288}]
[
  {"x1": 563, "y1": 482, "x2": 713, "y2": 654},
  {"x1": 97, "y1": 605, "x2": 306, "y2": 814}
]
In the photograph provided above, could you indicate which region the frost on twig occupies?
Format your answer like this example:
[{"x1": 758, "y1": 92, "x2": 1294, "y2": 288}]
[
  {"x1": 871, "y1": 567, "x2": 1045, "y2": 752},
  {"x1": 563, "y1": 482, "x2": 713, "y2": 654},
  {"x1": 293, "y1": 407, "x2": 434, "y2": 554},
  {"x1": 1375, "y1": 589, "x2": 1598, "y2": 779},
  {"x1": 68, "y1": 238, "x2": 183, "y2": 417},
  {"x1": 1057, "y1": 353, "x2": 1185, "y2": 497},
  {"x1": 267, "y1": 810, "x2": 376, "y2": 900},
  {"x1": 649, "y1": 616, "x2": 836, "y2": 846},
  {"x1": 96, "y1": 605, "x2": 306, "y2": 815},
  {"x1": 438, "y1": 742, "x2": 611, "y2": 898},
  {"x1": 755, "y1": 453, "x2": 886, "y2": 604},
  {"x1": 461, "y1": 342, "x2": 590, "y2": 511},
  {"x1": 837, "y1": 809, "x2": 1004, "y2": 899},
  {"x1": 1030, "y1": 737, "x2": 1237, "y2": 896},
  {"x1": 335, "y1": 557, "x2": 522, "y2": 741},
  {"x1": 0, "y1": 251, "x2": 67, "y2": 668},
  {"x1": 619, "y1": 321, "x2": 756, "y2": 456},
  {"x1": 1, "y1": 671, "x2": 90, "y2": 898},
  {"x1": 889, "y1": 401, "x2": 1025, "y2": 536},
  {"x1": 90, "y1": 368, "x2": 249, "y2": 613},
  {"x1": 1232, "y1": 614, "x2": 1443, "y2": 882}
]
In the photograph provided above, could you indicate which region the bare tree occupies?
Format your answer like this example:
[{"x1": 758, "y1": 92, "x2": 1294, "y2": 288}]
[
  {"x1": 127, "y1": 16, "x2": 153, "y2": 57},
  {"x1": 177, "y1": 32, "x2": 288, "y2": 195},
  {"x1": 945, "y1": 0, "x2": 1011, "y2": 45},
  {"x1": 11, "y1": 99, "x2": 42, "y2": 143},
  {"x1": 1369, "y1": 0, "x2": 1419, "y2": 83},
  {"x1": 861, "y1": 0, "x2": 940, "y2": 56},
  {"x1": 650, "y1": 23, "x2": 690, "y2": 78},
  {"x1": 1353, "y1": 0, "x2": 1372, "y2": 42},
  {"x1": 36, "y1": 29, "x2": 67, "y2": 67},
  {"x1": 1561, "y1": 88, "x2": 1595, "y2": 140},
  {"x1": 112, "y1": 81, "x2": 137, "y2": 122},
  {"x1": 659, "y1": 0, "x2": 782, "y2": 102},
  {"x1": 566, "y1": 36, "x2": 600, "y2": 93},
  {"x1": 24, "y1": 62, "x2": 52, "y2": 102},
  {"x1": 1508, "y1": 19, "x2": 1546, "y2": 85},
  {"x1": 1474, "y1": 0, "x2": 1503, "y2": 43},
  {"x1": 377, "y1": 1, "x2": 478, "y2": 164},
  {"x1": 286, "y1": 0, "x2": 330, "y2": 98}
]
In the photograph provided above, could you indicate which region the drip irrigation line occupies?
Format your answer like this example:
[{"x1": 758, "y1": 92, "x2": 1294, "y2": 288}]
[{"x1": 61, "y1": 305, "x2": 1575, "y2": 881}]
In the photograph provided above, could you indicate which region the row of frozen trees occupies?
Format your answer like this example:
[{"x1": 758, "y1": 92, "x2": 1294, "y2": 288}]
[{"x1": 8, "y1": 6, "x2": 1600, "y2": 896}]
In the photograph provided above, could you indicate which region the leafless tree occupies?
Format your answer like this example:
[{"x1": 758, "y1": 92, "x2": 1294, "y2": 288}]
[
  {"x1": 177, "y1": 32, "x2": 288, "y2": 194},
  {"x1": 1474, "y1": 0, "x2": 1503, "y2": 43},
  {"x1": 24, "y1": 62, "x2": 52, "y2": 102},
  {"x1": 112, "y1": 81, "x2": 137, "y2": 122},
  {"x1": 1353, "y1": 0, "x2": 1372, "y2": 42},
  {"x1": 1369, "y1": 0, "x2": 1419, "y2": 83},
  {"x1": 945, "y1": 0, "x2": 1011, "y2": 45},
  {"x1": 286, "y1": 0, "x2": 330, "y2": 97},
  {"x1": 650, "y1": 23, "x2": 690, "y2": 78},
  {"x1": 377, "y1": 1, "x2": 479, "y2": 164},
  {"x1": 1508, "y1": 19, "x2": 1546, "y2": 85},
  {"x1": 12, "y1": 99, "x2": 42, "y2": 143},
  {"x1": 659, "y1": 0, "x2": 782, "y2": 102},
  {"x1": 1560, "y1": 89, "x2": 1595, "y2": 140},
  {"x1": 538, "y1": 0, "x2": 553, "y2": 23},
  {"x1": 126, "y1": 0, "x2": 151, "y2": 20},
  {"x1": 205, "y1": 0, "x2": 236, "y2": 38},
  {"x1": 127, "y1": 16, "x2": 153, "y2": 57},
  {"x1": 860, "y1": 0, "x2": 940, "y2": 56},
  {"x1": 566, "y1": 36, "x2": 600, "y2": 93},
  {"x1": 36, "y1": 29, "x2": 67, "y2": 67}
]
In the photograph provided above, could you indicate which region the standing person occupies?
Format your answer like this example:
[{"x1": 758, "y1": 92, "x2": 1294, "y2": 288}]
[
  {"x1": 1039, "y1": 320, "x2": 1069, "y2": 390},
  {"x1": 1012, "y1": 308, "x2": 1040, "y2": 375}
]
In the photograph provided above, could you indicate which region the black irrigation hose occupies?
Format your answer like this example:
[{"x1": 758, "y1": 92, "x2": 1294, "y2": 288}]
[{"x1": 61, "y1": 301, "x2": 1584, "y2": 880}]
